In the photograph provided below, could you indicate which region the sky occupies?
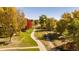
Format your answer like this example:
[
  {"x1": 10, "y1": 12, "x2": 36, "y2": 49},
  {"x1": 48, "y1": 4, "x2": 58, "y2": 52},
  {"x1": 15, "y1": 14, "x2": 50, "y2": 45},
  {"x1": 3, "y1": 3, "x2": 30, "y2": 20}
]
[{"x1": 18, "y1": 7, "x2": 79, "y2": 20}]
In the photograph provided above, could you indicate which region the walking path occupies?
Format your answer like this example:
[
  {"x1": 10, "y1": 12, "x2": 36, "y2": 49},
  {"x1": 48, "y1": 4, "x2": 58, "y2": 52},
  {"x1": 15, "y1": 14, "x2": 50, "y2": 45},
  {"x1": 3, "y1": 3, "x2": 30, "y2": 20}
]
[
  {"x1": 31, "y1": 29, "x2": 47, "y2": 51},
  {"x1": 48, "y1": 41, "x2": 55, "y2": 48},
  {"x1": 0, "y1": 46, "x2": 39, "y2": 51}
]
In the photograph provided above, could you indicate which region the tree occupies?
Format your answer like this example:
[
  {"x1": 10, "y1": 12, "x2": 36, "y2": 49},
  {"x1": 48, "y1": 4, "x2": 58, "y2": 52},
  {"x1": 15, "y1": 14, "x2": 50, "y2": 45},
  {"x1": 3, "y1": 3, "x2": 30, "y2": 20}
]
[
  {"x1": 61, "y1": 13, "x2": 72, "y2": 23},
  {"x1": 0, "y1": 7, "x2": 25, "y2": 42},
  {"x1": 56, "y1": 13, "x2": 72, "y2": 35},
  {"x1": 56, "y1": 19, "x2": 67, "y2": 35},
  {"x1": 66, "y1": 10, "x2": 79, "y2": 50},
  {"x1": 46, "y1": 18, "x2": 57, "y2": 31},
  {"x1": 17, "y1": 10, "x2": 25, "y2": 32},
  {"x1": 39, "y1": 15, "x2": 47, "y2": 29},
  {"x1": 72, "y1": 10, "x2": 79, "y2": 18},
  {"x1": 33, "y1": 20, "x2": 39, "y2": 26}
]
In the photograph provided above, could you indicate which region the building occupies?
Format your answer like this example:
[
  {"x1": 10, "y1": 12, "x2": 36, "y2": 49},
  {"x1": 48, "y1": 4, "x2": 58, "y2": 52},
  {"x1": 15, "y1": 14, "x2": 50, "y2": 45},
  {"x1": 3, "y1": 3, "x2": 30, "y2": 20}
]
[{"x1": 24, "y1": 18, "x2": 32, "y2": 29}]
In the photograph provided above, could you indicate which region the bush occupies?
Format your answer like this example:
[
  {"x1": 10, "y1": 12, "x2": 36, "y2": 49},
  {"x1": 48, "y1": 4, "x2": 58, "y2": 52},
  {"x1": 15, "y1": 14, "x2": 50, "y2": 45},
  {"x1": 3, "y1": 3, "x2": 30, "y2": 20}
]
[{"x1": 44, "y1": 33, "x2": 60, "y2": 41}]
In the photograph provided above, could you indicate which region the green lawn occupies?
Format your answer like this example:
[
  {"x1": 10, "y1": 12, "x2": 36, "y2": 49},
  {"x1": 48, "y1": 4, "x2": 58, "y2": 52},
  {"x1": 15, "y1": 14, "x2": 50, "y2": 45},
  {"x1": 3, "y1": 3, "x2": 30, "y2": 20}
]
[
  {"x1": 19, "y1": 29, "x2": 38, "y2": 47},
  {"x1": 35, "y1": 31, "x2": 47, "y2": 40},
  {"x1": 10, "y1": 48, "x2": 39, "y2": 51}
]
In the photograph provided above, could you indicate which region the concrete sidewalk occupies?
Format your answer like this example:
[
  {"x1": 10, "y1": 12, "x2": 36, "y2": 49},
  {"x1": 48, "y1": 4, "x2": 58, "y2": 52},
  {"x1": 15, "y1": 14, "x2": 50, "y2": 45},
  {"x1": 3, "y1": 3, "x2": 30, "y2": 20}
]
[{"x1": 31, "y1": 29, "x2": 47, "y2": 51}]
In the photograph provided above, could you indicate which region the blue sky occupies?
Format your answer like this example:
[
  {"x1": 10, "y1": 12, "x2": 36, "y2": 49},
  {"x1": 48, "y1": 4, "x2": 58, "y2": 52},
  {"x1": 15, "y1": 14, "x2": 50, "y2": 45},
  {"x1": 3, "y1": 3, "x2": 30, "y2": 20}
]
[{"x1": 18, "y1": 7, "x2": 79, "y2": 20}]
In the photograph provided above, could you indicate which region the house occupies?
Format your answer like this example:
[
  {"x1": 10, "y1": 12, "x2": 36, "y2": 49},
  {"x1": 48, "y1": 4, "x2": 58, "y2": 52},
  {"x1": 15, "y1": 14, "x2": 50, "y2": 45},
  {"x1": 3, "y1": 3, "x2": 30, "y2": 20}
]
[
  {"x1": 26, "y1": 19, "x2": 32, "y2": 29},
  {"x1": 24, "y1": 18, "x2": 33, "y2": 30}
]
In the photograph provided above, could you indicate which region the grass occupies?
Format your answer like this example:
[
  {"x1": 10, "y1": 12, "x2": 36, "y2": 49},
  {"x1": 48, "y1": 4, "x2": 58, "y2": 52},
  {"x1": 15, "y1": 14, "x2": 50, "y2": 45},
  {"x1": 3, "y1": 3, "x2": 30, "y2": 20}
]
[
  {"x1": 19, "y1": 29, "x2": 38, "y2": 47},
  {"x1": 16, "y1": 48, "x2": 39, "y2": 51},
  {"x1": 35, "y1": 31, "x2": 51, "y2": 50},
  {"x1": 8, "y1": 48, "x2": 39, "y2": 51},
  {"x1": 35, "y1": 31, "x2": 47, "y2": 40},
  {"x1": 0, "y1": 29, "x2": 38, "y2": 49},
  {"x1": 35, "y1": 30, "x2": 54, "y2": 40}
]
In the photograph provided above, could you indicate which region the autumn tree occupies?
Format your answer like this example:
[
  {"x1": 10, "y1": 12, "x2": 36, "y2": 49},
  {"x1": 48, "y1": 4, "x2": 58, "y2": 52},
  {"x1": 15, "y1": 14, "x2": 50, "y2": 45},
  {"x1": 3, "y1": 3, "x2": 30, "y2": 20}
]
[
  {"x1": 0, "y1": 7, "x2": 25, "y2": 42},
  {"x1": 66, "y1": 10, "x2": 79, "y2": 50},
  {"x1": 46, "y1": 18, "x2": 57, "y2": 31},
  {"x1": 61, "y1": 13, "x2": 72, "y2": 23},
  {"x1": 56, "y1": 12, "x2": 72, "y2": 35},
  {"x1": 17, "y1": 10, "x2": 25, "y2": 32},
  {"x1": 56, "y1": 19, "x2": 67, "y2": 35}
]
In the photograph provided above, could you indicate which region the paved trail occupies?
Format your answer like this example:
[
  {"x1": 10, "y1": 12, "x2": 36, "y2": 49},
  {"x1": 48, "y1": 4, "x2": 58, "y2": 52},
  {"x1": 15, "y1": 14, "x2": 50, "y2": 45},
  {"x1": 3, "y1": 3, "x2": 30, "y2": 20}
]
[
  {"x1": 0, "y1": 46, "x2": 38, "y2": 51},
  {"x1": 48, "y1": 41, "x2": 55, "y2": 48},
  {"x1": 31, "y1": 29, "x2": 47, "y2": 51}
]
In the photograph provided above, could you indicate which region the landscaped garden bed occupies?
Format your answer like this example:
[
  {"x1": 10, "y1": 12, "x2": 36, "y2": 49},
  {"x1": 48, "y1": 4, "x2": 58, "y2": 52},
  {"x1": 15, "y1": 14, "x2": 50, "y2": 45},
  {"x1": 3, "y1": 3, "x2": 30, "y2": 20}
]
[{"x1": 34, "y1": 29, "x2": 74, "y2": 51}]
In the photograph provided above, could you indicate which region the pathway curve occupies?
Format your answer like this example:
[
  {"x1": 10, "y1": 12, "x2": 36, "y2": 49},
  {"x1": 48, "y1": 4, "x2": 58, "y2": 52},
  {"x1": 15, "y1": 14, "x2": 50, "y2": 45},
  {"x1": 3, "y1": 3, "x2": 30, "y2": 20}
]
[{"x1": 31, "y1": 29, "x2": 47, "y2": 51}]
